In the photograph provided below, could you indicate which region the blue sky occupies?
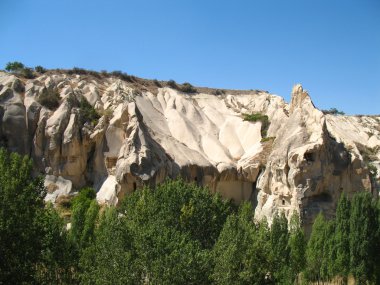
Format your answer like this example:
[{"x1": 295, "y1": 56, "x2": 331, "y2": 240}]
[{"x1": 1, "y1": 0, "x2": 379, "y2": 115}]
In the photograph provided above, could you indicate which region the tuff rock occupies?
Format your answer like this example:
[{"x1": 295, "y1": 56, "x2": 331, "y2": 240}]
[{"x1": 0, "y1": 71, "x2": 378, "y2": 228}]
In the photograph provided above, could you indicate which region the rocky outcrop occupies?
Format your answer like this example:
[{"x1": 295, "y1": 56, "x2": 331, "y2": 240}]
[
  {"x1": 0, "y1": 71, "x2": 378, "y2": 227},
  {"x1": 254, "y1": 85, "x2": 376, "y2": 230}
]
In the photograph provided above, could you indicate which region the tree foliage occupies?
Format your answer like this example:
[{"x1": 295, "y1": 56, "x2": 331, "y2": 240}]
[
  {"x1": 0, "y1": 149, "x2": 46, "y2": 283},
  {"x1": 79, "y1": 207, "x2": 135, "y2": 284},
  {"x1": 79, "y1": 98, "x2": 100, "y2": 126},
  {"x1": 349, "y1": 192, "x2": 378, "y2": 283},
  {"x1": 0, "y1": 149, "x2": 379, "y2": 284},
  {"x1": 288, "y1": 212, "x2": 306, "y2": 281},
  {"x1": 305, "y1": 193, "x2": 380, "y2": 284},
  {"x1": 243, "y1": 113, "x2": 270, "y2": 137},
  {"x1": 212, "y1": 203, "x2": 272, "y2": 284},
  {"x1": 5, "y1": 61, "x2": 25, "y2": 72},
  {"x1": 117, "y1": 179, "x2": 233, "y2": 284},
  {"x1": 321, "y1": 107, "x2": 345, "y2": 115},
  {"x1": 334, "y1": 194, "x2": 351, "y2": 277},
  {"x1": 37, "y1": 88, "x2": 61, "y2": 110},
  {"x1": 5, "y1": 61, "x2": 36, "y2": 78}
]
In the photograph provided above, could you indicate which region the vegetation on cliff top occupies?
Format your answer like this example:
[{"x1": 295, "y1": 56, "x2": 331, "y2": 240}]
[
  {"x1": 5, "y1": 61, "x2": 35, "y2": 79},
  {"x1": 0, "y1": 149, "x2": 379, "y2": 284},
  {"x1": 322, "y1": 107, "x2": 345, "y2": 115},
  {"x1": 5, "y1": 62, "x2": 254, "y2": 96},
  {"x1": 243, "y1": 112, "x2": 270, "y2": 138}
]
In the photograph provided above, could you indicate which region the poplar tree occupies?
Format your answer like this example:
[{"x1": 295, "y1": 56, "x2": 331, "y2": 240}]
[
  {"x1": 334, "y1": 194, "x2": 351, "y2": 278},
  {"x1": 270, "y1": 212, "x2": 290, "y2": 283},
  {"x1": 306, "y1": 213, "x2": 327, "y2": 282},
  {"x1": 349, "y1": 192, "x2": 378, "y2": 283},
  {"x1": 288, "y1": 212, "x2": 306, "y2": 283}
]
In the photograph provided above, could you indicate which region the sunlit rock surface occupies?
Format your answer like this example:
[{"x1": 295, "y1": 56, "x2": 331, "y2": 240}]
[{"x1": 0, "y1": 71, "x2": 378, "y2": 227}]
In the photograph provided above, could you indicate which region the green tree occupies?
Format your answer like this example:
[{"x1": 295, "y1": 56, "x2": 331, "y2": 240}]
[
  {"x1": 320, "y1": 220, "x2": 335, "y2": 280},
  {"x1": 80, "y1": 200, "x2": 99, "y2": 248},
  {"x1": 212, "y1": 203, "x2": 271, "y2": 285},
  {"x1": 334, "y1": 194, "x2": 351, "y2": 278},
  {"x1": 80, "y1": 207, "x2": 136, "y2": 285},
  {"x1": 288, "y1": 212, "x2": 306, "y2": 283},
  {"x1": 131, "y1": 221, "x2": 210, "y2": 284},
  {"x1": 5, "y1": 61, "x2": 24, "y2": 72},
  {"x1": 375, "y1": 199, "x2": 380, "y2": 283},
  {"x1": 0, "y1": 149, "x2": 46, "y2": 283},
  {"x1": 68, "y1": 187, "x2": 97, "y2": 282},
  {"x1": 4, "y1": 61, "x2": 35, "y2": 78},
  {"x1": 120, "y1": 179, "x2": 233, "y2": 249},
  {"x1": 36, "y1": 204, "x2": 74, "y2": 284},
  {"x1": 118, "y1": 179, "x2": 232, "y2": 284},
  {"x1": 270, "y1": 212, "x2": 291, "y2": 283},
  {"x1": 306, "y1": 212, "x2": 328, "y2": 282},
  {"x1": 349, "y1": 192, "x2": 378, "y2": 283},
  {"x1": 70, "y1": 187, "x2": 96, "y2": 246}
]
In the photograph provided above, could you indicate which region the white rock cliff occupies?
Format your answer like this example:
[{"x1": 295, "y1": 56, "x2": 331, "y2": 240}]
[{"x1": 0, "y1": 71, "x2": 378, "y2": 227}]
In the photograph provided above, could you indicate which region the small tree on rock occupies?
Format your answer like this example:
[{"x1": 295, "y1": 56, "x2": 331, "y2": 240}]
[{"x1": 5, "y1": 61, "x2": 25, "y2": 72}]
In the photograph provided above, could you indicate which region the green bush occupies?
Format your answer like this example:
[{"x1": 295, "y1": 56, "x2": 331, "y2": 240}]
[
  {"x1": 167, "y1": 79, "x2": 178, "y2": 89},
  {"x1": 69, "y1": 67, "x2": 87, "y2": 75},
  {"x1": 100, "y1": 70, "x2": 108, "y2": 77},
  {"x1": 5, "y1": 61, "x2": 24, "y2": 72},
  {"x1": 322, "y1": 108, "x2": 345, "y2": 115},
  {"x1": 66, "y1": 67, "x2": 101, "y2": 79},
  {"x1": 110, "y1": 70, "x2": 122, "y2": 77},
  {"x1": 243, "y1": 113, "x2": 270, "y2": 138},
  {"x1": 368, "y1": 163, "x2": 378, "y2": 178},
  {"x1": 213, "y1": 89, "x2": 225, "y2": 95},
  {"x1": 153, "y1": 79, "x2": 161, "y2": 87},
  {"x1": 34, "y1": 66, "x2": 46, "y2": 73},
  {"x1": 181, "y1": 82, "x2": 197, "y2": 93},
  {"x1": 243, "y1": 113, "x2": 268, "y2": 122},
  {"x1": 20, "y1": 67, "x2": 35, "y2": 79},
  {"x1": 79, "y1": 98, "x2": 100, "y2": 126},
  {"x1": 37, "y1": 89, "x2": 61, "y2": 110},
  {"x1": 166, "y1": 80, "x2": 197, "y2": 93},
  {"x1": 110, "y1": 70, "x2": 134, "y2": 82},
  {"x1": 5, "y1": 62, "x2": 35, "y2": 79},
  {"x1": 261, "y1": 136, "x2": 275, "y2": 143}
]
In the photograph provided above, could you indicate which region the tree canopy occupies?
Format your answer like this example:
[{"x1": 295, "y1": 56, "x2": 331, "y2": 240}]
[{"x1": 0, "y1": 148, "x2": 379, "y2": 284}]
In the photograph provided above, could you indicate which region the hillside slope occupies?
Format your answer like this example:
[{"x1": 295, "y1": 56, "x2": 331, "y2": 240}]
[{"x1": 0, "y1": 70, "x2": 378, "y2": 227}]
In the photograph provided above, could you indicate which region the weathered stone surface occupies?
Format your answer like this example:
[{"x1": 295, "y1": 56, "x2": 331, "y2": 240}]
[
  {"x1": 44, "y1": 175, "x2": 73, "y2": 203},
  {"x1": 96, "y1": 175, "x2": 119, "y2": 205},
  {"x1": 254, "y1": 85, "x2": 375, "y2": 230},
  {"x1": 0, "y1": 71, "x2": 378, "y2": 225}
]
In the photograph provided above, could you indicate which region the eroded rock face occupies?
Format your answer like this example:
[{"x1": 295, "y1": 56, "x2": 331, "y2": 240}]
[
  {"x1": 0, "y1": 71, "x2": 378, "y2": 226},
  {"x1": 254, "y1": 85, "x2": 376, "y2": 230}
]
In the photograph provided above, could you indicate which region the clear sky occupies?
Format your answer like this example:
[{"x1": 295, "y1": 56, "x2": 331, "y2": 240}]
[{"x1": 1, "y1": 0, "x2": 379, "y2": 115}]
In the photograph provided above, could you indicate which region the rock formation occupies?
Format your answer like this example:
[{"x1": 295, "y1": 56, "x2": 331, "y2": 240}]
[{"x1": 0, "y1": 70, "x2": 378, "y2": 227}]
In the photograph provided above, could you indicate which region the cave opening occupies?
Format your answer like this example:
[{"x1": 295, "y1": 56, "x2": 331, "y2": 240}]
[
  {"x1": 251, "y1": 180, "x2": 258, "y2": 209},
  {"x1": 304, "y1": 152, "x2": 315, "y2": 162}
]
